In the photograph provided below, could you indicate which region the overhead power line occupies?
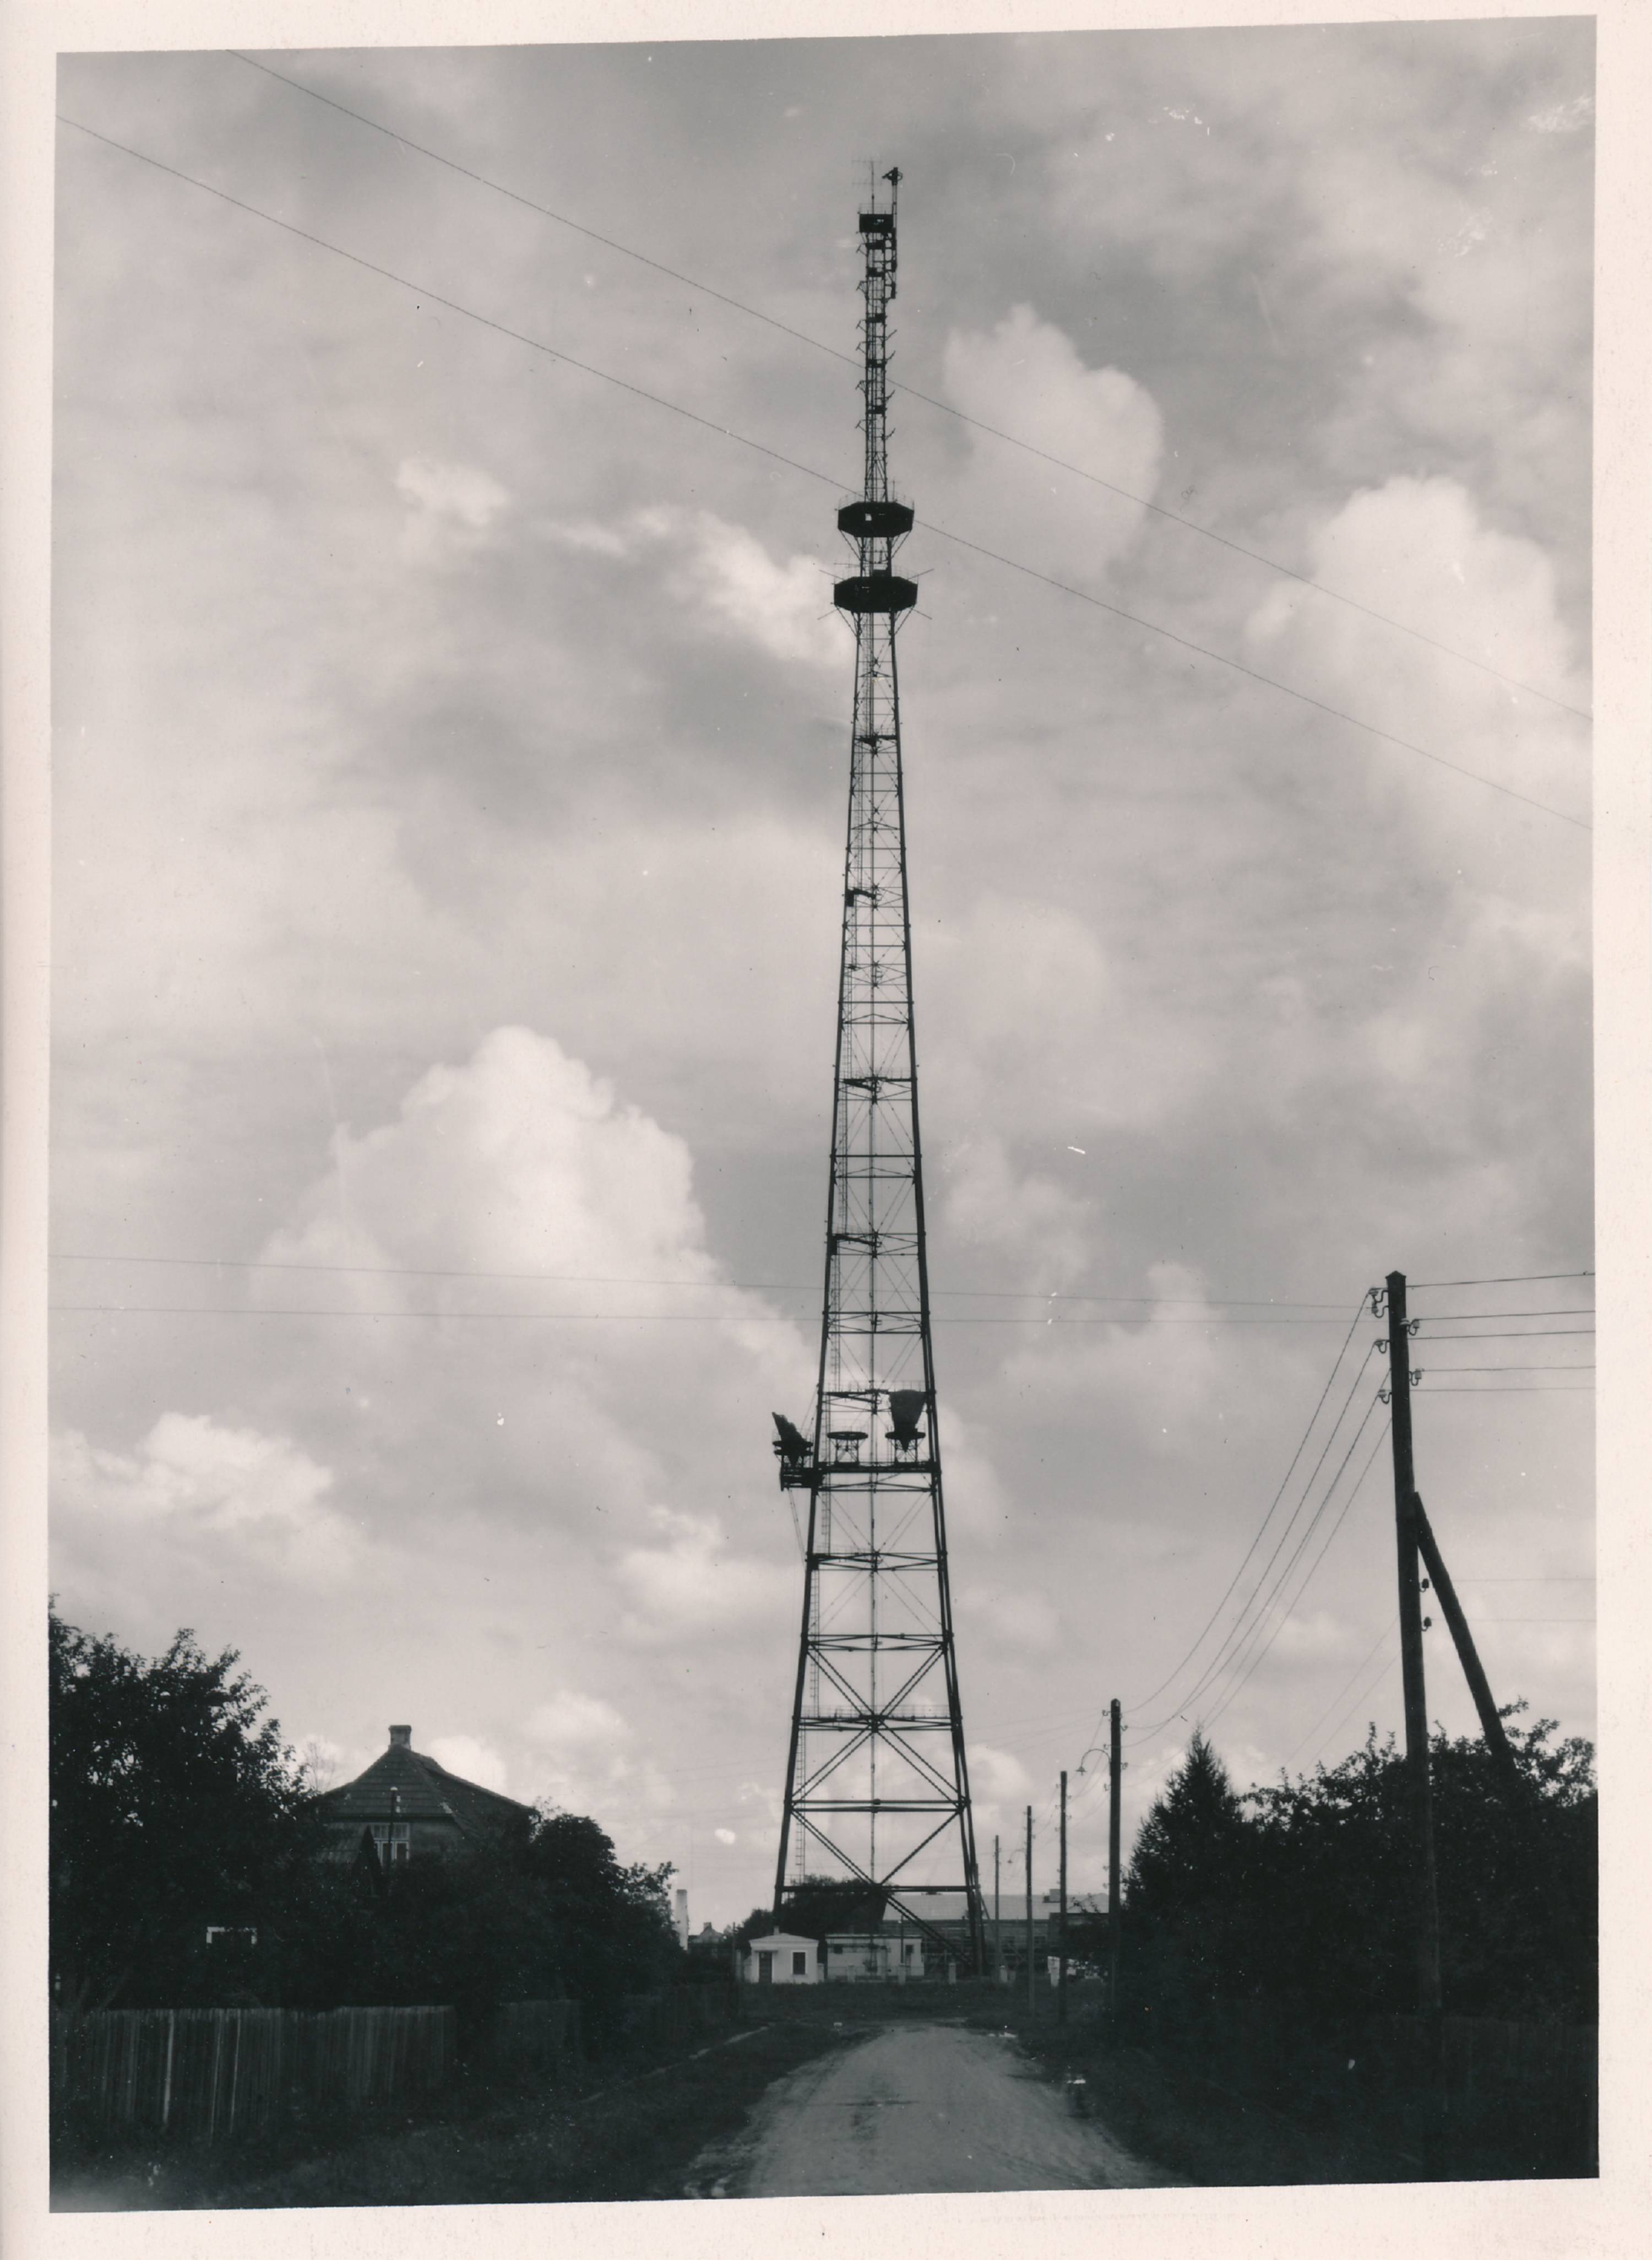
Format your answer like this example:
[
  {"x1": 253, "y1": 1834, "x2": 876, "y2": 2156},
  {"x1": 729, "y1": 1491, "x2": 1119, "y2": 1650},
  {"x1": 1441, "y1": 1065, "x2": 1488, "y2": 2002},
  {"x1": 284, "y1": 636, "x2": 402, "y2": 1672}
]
[
  {"x1": 1419, "y1": 1320, "x2": 1600, "y2": 1337},
  {"x1": 1120, "y1": 1302, "x2": 1368, "y2": 1720},
  {"x1": 59, "y1": 115, "x2": 1590, "y2": 833},
  {"x1": 46, "y1": 1249, "x2": 1352, "y2": 1308},
  {"x1": 1128, "y1": 1348, "x2": 1383, "y2": 1735},
  {"x1": 1302, "y1": 1637, "x2": 1401, "y2": 1768},
  {"x1": 230, "y1": 49, "x2": 1593, "y2": 726},
  {"x1": 1409, "y1": 1271, "x2": 1594, "y2": 1288},
  {"x1": 1284, "y1": 1618, "x2": 1396, "y2": 1765},
  {"x1": 1172, "y1": 1396, "x2": 1389, "y2": 1740},
  {"x1": 1196, "y1": 1413, "x2": 1394, "y2": 1734},
  {"x1": 49, "y1": 1302, "x2": 1374, "y2": 1327}
]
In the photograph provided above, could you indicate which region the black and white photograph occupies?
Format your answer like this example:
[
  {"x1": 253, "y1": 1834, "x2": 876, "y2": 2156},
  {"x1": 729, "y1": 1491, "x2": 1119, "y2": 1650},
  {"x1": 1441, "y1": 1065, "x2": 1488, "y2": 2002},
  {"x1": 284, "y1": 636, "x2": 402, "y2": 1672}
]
[{"x1": 5, "y1": 1, "x2": 1645, "y2": 2246}]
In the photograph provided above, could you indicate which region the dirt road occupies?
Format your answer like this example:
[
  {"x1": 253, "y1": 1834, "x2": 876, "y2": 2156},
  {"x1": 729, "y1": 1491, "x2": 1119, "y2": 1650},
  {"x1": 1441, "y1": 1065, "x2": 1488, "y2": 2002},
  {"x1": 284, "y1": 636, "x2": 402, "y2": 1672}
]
[{"x1": 688, "y1": 2021, "x2": 1180, "y2": 2198}]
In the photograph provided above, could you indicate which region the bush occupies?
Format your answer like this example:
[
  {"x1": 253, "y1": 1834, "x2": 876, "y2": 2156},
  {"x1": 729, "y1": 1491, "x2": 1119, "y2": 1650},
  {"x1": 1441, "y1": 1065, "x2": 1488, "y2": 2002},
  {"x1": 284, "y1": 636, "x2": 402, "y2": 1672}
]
[{"x1": 1122, "y1": 1709, "x2": 1595, "y2": 2031}]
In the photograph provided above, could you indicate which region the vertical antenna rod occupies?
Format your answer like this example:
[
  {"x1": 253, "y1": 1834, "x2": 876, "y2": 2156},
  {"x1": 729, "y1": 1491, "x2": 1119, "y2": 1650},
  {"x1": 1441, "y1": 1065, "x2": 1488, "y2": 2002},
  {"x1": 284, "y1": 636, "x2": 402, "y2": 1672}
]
[{"x1": 771, "y1": 169, "x2": 985, "y2": 1974}]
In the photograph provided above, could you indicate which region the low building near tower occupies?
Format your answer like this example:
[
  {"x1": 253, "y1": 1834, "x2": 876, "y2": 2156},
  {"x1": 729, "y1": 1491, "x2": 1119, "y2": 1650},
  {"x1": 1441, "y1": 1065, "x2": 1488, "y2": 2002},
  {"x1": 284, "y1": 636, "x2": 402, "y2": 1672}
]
[{"x1": 742, "y1": 1931, "x2": 820, "y2": 1986}]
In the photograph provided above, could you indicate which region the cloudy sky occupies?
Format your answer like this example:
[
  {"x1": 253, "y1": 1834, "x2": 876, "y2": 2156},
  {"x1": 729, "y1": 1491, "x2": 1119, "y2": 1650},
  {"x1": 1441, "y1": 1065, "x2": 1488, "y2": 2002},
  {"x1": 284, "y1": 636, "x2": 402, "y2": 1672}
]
[{"x1": 50, "y1": 21, "x2": 1594, "y2": 1927}]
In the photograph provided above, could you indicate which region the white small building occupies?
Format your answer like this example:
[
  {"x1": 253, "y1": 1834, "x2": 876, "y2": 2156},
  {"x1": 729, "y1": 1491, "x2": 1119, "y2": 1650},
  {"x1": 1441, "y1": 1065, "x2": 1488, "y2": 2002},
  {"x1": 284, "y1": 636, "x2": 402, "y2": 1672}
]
[
  {"x1": 743, "y1": 1931, "x2": 820, "y2": 1986},
  {"x1": 825, "y1": 1931, "x2": 925, "y2": 1982}
]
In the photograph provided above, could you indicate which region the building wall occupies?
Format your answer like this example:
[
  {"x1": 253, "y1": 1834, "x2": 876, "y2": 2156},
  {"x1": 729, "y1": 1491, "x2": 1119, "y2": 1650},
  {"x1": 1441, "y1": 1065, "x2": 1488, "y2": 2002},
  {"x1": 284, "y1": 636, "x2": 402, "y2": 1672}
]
[
  {"x1": 742, "y1": 1934, "x2": 819, "y2": 1986},
  {"x1": 824, "y1": 1933, "x2": 925, "y2": 1982}
]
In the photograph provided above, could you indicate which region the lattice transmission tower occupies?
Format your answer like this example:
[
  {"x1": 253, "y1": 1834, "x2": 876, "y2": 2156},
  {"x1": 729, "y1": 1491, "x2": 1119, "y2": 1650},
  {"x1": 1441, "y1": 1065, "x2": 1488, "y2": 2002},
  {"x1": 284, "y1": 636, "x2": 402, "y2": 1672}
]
[{"x1": 770, "y1": 170, "x2": 985, "y2": 1972}]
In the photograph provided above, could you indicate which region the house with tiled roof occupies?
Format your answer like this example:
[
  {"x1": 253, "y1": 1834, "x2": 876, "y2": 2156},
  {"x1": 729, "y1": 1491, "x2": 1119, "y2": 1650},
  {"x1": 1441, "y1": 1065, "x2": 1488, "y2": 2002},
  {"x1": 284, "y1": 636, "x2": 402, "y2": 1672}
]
[{"x1": 316, "y1": 1725, "x2": 535, "y2": 1868}]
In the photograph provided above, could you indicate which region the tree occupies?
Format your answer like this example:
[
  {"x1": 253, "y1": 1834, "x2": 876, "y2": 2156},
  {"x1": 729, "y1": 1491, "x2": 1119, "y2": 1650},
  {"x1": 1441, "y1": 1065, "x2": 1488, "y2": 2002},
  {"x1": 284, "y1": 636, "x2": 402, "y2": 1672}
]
[
  {"x1": 729, "y1": 1875, "x2": 887, "y2": 1952},
  {"x1": 519, "y1": 1811, "x2": 678, "y2": 2037},
  {"x1": 1247, "y1": 1706, "x2": 1596, "y2": 2025},
  {"x1": 778, "y1": 1873, "x2": 887, "y2": 1941},
  {"x1": 1124, "y1": 1730, "x2": 1262, "y2": 2015},
  {"x1": 50, "y1": 1607, "x2": 314, "y2": 2009},
  {"x1": 1118, "y1": 1708, "x2": 1597, "y2": 2036},
  {"x1": 1126, "y1": 1730, "x2": 1250, "y2": 1918}
]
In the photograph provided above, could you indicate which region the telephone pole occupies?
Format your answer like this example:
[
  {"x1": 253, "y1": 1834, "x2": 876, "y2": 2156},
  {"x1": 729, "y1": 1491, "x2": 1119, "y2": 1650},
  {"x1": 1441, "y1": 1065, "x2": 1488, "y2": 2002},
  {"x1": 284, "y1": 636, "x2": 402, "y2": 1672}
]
[
  {"x1": 1382, "y1": 1271, "x2": 1442, "y2": 2017},
  {"x1": 993, "y1": 1833, "x2": 1002, "y2": 1984},
  {"x1": 1108, "y1": 1698, "x2": 1122, "y2": 2022},
  {"x1": 1025, "y1": 1805, "x2": 1035, "y2": 2017},
  {"x1": 1057, "y1": 1770, "x2": 1069, "y2": 2024}
]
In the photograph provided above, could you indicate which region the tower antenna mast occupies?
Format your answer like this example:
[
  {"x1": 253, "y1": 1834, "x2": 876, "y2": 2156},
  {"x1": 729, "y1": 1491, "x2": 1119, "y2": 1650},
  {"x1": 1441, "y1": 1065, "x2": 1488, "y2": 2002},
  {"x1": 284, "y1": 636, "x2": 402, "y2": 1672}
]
[{"x1": 771, "y1": 169, "x2": 985, "y2": 1974}]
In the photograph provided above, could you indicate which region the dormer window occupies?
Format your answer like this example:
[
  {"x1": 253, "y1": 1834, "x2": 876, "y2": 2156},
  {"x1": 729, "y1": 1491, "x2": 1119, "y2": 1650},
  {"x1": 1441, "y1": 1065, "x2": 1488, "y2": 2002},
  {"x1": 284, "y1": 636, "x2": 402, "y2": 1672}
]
[{"x1": 372, "y1": 1822, "x2": 410, "y2": 1864}]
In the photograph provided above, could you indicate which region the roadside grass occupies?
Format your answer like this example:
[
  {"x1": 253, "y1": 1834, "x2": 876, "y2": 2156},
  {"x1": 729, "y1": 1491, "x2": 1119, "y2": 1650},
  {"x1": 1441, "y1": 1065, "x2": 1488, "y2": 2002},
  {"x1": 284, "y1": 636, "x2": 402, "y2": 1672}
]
[
  {"x1": 52, "y1": 2016, "x2": 860, "y2": 2211},
  {"x1": 967, "y1": 1993, "x2": 1595, "y2": 2187}
]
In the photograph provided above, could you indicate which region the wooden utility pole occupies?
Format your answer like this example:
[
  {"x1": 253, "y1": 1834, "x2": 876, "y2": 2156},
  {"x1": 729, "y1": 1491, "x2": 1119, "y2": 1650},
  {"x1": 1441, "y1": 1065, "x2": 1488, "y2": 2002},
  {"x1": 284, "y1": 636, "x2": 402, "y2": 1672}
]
[
  {"x1": 994, "y1": 1834, "x2": 1002, "y2": 1984},
  {"x1": 1025, "y1": 1806, "x2": 1035, "y2": 2018},
  {"x1": 1108, "y1": 1698, "x2": 1122, "y2": 2022},
  {"x1": 1057, "y1": 1771, "x2": 1069, "y2": 2024},
  {"x1": 1385, "y1": 1271, "x2": 1442, "y2": 2017}
]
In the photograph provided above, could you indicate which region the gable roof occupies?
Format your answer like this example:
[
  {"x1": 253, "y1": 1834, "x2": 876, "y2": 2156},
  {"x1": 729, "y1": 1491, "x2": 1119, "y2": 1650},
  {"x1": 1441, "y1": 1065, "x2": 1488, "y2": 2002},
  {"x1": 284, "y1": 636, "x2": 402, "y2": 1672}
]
[{"x1": 316, "y1": 1734, "x2": 535, "y2": 1842}]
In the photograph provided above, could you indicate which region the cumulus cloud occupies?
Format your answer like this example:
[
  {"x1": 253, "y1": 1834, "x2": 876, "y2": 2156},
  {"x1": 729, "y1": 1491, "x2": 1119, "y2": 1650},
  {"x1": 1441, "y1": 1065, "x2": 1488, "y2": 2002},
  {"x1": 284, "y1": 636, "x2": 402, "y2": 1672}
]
[
  {"x1": 939, "y1": 307, "x2": 1164, "y2": 585},
  {"x1": 526, "y1": 1689, "x2": 634, "y2": 1754},
  {"x1": 959, "y1": 1584, "x2": 1060, "y2": 1653},
  {"x1": 550, "y1": 506, "x2": 839, "y2": 666},
  {"x1": 924, "y1": 897, "x2": 1208, "y2": 1143},
  {"x1": 1244, "y1": 474, "x2": 1590, "y2": 840},
  {"x1": 428, "y1": 1734, "x2": 510, "y2": 1792},
  {"x1": 396, "y1": 454, "x2": 510, "y2": 562},
  {"x1": 262, "y1": 1025, "x2": 724, "y2": 1298},
  {"x1": 937, "y1": 1135, "x2": 1094, "y2": 1293},
  {"x1": 617, "y1": 1506, "x2": 795, "y2": 1646},
  {"x1": 254, "y1": 1028, "x2": 812, "y2": 1533},
  {"x1": 661, "y1": 510, "x2": 840, "y2": 668},
  {"x1": 52, "y1": 1412, "x2": 359, "y2": 1591},
  {"x1": 1001, "y1": 1262, "x2": 1229, "y2": 1446},
  {"x1": 522, "y1": 1688, "x2": 675, "y2": 1823},
  {"x1": 968, "y1": 1744, "x2": 1035, "y2": 1837}
]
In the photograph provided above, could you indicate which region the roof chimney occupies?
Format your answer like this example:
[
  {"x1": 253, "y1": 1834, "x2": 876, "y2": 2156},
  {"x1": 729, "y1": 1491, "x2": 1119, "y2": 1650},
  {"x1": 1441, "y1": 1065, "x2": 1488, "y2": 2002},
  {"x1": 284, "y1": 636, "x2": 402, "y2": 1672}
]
[{"x1": 389, "y1": 1725, "x2": 412, "y2": 1748}]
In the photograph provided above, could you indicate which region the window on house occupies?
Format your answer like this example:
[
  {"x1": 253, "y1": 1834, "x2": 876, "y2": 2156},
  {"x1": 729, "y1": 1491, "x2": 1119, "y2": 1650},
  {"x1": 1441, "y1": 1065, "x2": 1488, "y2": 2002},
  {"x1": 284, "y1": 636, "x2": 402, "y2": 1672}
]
[
  {"x1": 371, "y1": 1823, "x2": 411, "y2": 1863},
  {"x1": 792, "y1": 1952, "x2": 808, "y2": 1976}
]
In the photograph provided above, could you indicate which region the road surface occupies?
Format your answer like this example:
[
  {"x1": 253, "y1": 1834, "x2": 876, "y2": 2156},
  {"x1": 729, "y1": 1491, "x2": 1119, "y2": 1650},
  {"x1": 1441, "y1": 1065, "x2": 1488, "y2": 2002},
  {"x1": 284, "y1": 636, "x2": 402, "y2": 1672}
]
[{"x1": 688, "y1": 2021, "x2": 1180, "y2": 2198}]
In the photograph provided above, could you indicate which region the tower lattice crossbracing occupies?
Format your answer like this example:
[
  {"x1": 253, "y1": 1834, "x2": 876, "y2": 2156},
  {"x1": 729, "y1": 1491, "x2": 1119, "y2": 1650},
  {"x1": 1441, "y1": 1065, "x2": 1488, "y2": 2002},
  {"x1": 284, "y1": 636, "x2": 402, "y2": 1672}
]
[{"x1": 771, "y1": 171, "x2": 985, "y2": 1974}]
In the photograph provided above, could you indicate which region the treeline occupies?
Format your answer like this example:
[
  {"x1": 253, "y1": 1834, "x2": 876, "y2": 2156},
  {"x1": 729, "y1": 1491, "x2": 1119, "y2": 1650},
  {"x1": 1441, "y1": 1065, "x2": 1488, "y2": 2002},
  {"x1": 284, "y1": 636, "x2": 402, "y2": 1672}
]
[
  {"x1": 50, "y1": 1609, "x2": 681, "y2": 2039},
  {"x1": 729, "y1": 1874, "x2": 891, "y2": 1949},
  {"x1": 1123, "y1": 1712, "x2": 1596, "y2": 2034}
]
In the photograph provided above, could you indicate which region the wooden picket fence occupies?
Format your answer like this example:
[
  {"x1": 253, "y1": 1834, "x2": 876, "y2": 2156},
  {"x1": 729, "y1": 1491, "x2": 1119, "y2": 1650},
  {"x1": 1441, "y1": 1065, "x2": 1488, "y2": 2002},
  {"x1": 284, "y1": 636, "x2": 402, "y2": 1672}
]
[
  {"x1": 55, "y1": 1986, "x2": 737, "y2": 2145},
  {"x1": 479, "y1": 1997, "x2": 583, "y2": 2079},
  {"x1": 607, "y1": 1984, "x2": 737, "y2": 2055},
  {"x1": 53, "y1": 2004, "x2": 455, "y2": 2142}
]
